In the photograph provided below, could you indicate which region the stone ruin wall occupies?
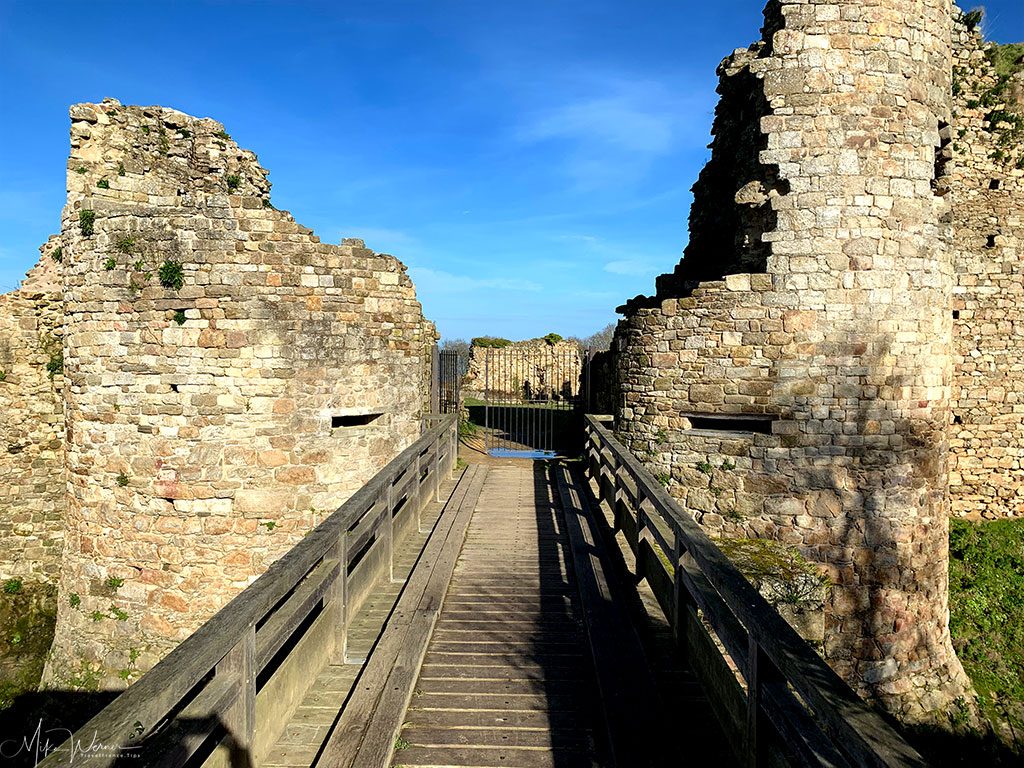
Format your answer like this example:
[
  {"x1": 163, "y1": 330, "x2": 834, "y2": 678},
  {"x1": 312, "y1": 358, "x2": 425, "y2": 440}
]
[
  {"x1": 0, "y1": 241, "x2": 65, "y2": 584},
  {"x1": 0, "y1": 99, "x2": 439, "y2": 687},
  {"x1": 463, "y1": 339, "x2": 583, "y2": 401},
  {"x1": 614, "y1": 0, "x2": 981, "y2": 723},
  {"x1": 948, "y1": 23, "x2": 1024, "y2": 520}
]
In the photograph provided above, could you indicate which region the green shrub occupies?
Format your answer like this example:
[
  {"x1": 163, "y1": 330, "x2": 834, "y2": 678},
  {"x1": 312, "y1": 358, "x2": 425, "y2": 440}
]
[
  {"x1": 69, "y1": 592, "x2": 81, "y2": 608},
  {"x1": 103, "y1": 257, "x2": 116, "y2": 271},
  {"x1": 118, "y1": 162, "x2": 126, "y2": 177},
  {"x1": 541, "y1": 332, "x2": 563, "y2": 345},
  {"x1": 471, "y1": 336, "x2": 513, "y2": 348},
  {"x1": 79, "y1": 209, "x2": 96, "y2": 237},
  {"x1": 106, "y1": 576, "x2": 124, "y2": 592},
  {"x1": 115, "y1": 236, "x2": 134, "y2": 254},
  {"x1": 75, "y1": 166, "x2": 87, "y2": 174},
  {"x1": 215, "y1": 130, "x2": 231, "y2": 140},
  {"x1": 226, "y1": 174, "x2": 241, "y2": 191},
  {"x1": 2, "y1": 579, "x2": 22, "y2": 595},
  {"x1": 717, "y1": 537, "x2": 829, "y2": 608},
  {"x1": 142, "y1": 125, "x2": 150, "y2": 134},
  {"x1": 964, "y1": 8, "x2": 984, "y2": 30},
  {"x1": 116, "y1": 472, "x2": 129, "y2": 487},
  {"x1": 96, "y1": 179, "x2": 109, "y2": 189},
  {"x1": 172, "y1": 310, "x2": 187, "y2": 326},
  {"x1": 158, "y1": 260, "x2": 184, "y2": 290},
  {"x1": 52, "y1": 246, "x2": 63, "y2": 263}
]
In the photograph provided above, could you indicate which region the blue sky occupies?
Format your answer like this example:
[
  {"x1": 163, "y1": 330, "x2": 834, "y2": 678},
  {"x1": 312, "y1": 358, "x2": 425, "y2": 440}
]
[{"x1": 1, "y1": 1, "x2": 1022, "y2": 341}]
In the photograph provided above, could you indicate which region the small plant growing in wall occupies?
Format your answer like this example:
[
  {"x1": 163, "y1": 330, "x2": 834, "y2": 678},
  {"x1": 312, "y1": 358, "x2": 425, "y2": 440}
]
[
  {"x1": 225, "y1": 174, "x2": 241, "y2": 191},
  {"x1": 103, "y1": 257, "x2": 116, "y2": 271},
  {"x1": 75, "y1": 166, "x2": 87, "y2": 174},
  {"x1": 655, "y1": 428, "x2": 667, "y2": 446},
  {"x1": 115, "y1": 236, "x2": 135, "y2": 254},
  {"x1": 52, "y1": 246, "x2": 63, "y2": 263},
  {"x1": 96, "y1": 179, "x2": 110, "y2": 189},
  {"x1": 109, "y1": 604, "x2": 129, "y2": 622},
  {"x1": 215, "y1": 130, "x2": 231, "y2": 141},
  {"x1": 655, "y1": 472, "x2": 671, "y2": 488},
  {"x1": 964, "y1": 7, "x2": 984, "y2": 30},
  {"x1": 172, "y1": 310, "x2": 187, "y2": 326},
  {"x1": 720, "y1": 459, "x2": 736, "y2": 472},
  {"x1": 79, "y1": 209, "x2": 96, "y2": 237},
  {"x1": 46, "y1": 350, "x2": 64, "y2": 379},
  {"x1": 0, "y1": 372, "x2": 6, "y2": 382},
  {"x1": 159, "y1": 260, "x2": 184, "y2": 290},
  {"x1": 178, "y1": 128, "x2": 191, "y2": 139},
  {"x1": 2, "y1": 579, "x2": 22, "y2": 595},
  {"x1": 116, "y1": 472, "x2": 129, "y2": 487},
  {"x1": 106, "y1": 576, "x2": 124, "y2": 592},
  {"x1": 117, "y1": 162, "x2": 126, "y2": 176},
  {"x1": 89, "y1": 610, "x2": 105, "y2": 623},
  {"x1": 69, "y1": 592, "x2": 81, "y2": 608},
  {"x1": 695, "y1": 460, "x2": 714, "y2": 476},
  {"x1": 141, "y1": 125, "x2": 150, "y2": 135},
  {"x1": 263, "y1": 521, "x2": 277, "y2": 531}
]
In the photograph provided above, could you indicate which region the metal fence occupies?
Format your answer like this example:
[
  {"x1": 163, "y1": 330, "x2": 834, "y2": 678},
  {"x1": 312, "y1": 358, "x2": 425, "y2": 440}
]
[{"x1": 472, "y1": 345, "x2": 584, "y2": 456}]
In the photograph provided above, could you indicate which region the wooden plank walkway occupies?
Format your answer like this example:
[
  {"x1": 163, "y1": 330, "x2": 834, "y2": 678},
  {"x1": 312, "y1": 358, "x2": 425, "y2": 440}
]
[{"x1": 392, "y1": 464, "x2": 608, "y2": 768}]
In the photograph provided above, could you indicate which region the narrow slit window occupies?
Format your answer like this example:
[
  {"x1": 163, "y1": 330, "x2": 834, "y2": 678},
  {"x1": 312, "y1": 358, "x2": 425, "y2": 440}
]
[
  {"x1": 986, "y1": 234, "x2": 997, "y2": 249},
  {"x1": 332, "y1": 412, "x2": 383, "y2": 429},
  {"x1": 683, "y1": 413, "x2": 775, "y2": 434}
]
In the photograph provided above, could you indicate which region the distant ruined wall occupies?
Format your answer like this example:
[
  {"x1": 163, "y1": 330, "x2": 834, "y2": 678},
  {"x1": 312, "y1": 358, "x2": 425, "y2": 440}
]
[
  {"x1": 0, "y1": 242, "x2": 65, "y2": 584},
  {"x1": 463, "y1": 339, "x2": 582, "y2": 401},
  {"x1": 948, "y1": 24, "x2": 1024, "y2": 520},
  {"x1": 615, "y1": 0, "x2": 976, "y2": 724},
  {"x1": 44, "y1": 100, "x2": 436, "y2": 687}
]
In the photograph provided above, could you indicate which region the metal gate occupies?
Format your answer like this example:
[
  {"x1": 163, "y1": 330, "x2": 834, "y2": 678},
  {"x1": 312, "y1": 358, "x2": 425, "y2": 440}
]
[
  {"x1": 434, "y1": 348, "x2": 462, "y2": 414},
  {"x1": 471, "y1": 345, "x2": 585, "y2": 457}
]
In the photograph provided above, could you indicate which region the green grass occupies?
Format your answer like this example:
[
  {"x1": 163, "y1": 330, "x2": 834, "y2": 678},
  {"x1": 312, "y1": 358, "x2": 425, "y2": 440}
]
[
  {"x1": 949, "y1": 517, "x2": 1024, "y2": 743},
  {"x1": 989, "y1": 43, "x2": 1024, "y2": 79}
]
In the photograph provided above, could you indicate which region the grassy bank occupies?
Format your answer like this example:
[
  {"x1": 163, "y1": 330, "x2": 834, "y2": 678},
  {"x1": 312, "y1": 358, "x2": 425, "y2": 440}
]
[{"x1": 949, "y1": 516, "x2": 1024, "y2": 752}]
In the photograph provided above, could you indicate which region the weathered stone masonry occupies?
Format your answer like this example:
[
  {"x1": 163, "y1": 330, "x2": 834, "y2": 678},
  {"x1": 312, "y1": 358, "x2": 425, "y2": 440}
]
[
  {"x1": 0, "y1": 99, "x2": 439, "y2": 687},
  {"x1": 613, "y1": 0, "x2": 999, "y2": 724},
  {"x1": 0, "y1": 241, "x2": 65, "y2": 584},
  {"x1": 948, "y1": 22, "x2": 1024, "y2": 520}
]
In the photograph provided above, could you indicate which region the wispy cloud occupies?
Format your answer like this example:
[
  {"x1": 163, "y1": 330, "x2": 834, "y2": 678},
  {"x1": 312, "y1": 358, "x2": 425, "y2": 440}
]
[
  {"x1": 410, "y1": 266, "x2": 542, "y2": 294},
  {"x1": 514, "y1": 76, "x2": 710, "y2": 190},
  {"x1": 604, "y1": 258, "x2": 655, "y2": 277},
  {"x1": 340, "y1": 226, "x2": 419, "y2": 254}
]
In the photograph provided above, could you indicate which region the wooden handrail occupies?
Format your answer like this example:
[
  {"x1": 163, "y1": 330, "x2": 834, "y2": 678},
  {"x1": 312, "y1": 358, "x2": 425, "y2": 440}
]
[
  {"x1": 39, "y1": 413, "x2": 459, "y2": 768},
  {"x1": 583, "y1": 415, "x2": 926, "y2": 768}
]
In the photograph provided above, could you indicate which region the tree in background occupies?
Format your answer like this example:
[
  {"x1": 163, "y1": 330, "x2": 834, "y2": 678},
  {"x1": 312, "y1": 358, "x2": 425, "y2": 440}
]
[
  {"x1": 570, "y1": 322, "x2": 616, "y2": 352},
  {"x1": 439, "y1": 338, "x2": 471, "y2": 377}
]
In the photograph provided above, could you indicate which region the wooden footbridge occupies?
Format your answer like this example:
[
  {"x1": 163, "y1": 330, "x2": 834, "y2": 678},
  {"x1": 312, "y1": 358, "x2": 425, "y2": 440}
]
[{"x1": 39, "y1": 415, "x2": 927, "y2": 768}]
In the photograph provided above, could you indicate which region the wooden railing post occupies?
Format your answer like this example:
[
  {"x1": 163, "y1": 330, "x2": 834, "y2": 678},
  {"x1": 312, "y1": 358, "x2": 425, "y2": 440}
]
[
  {"x1": 331, "y1": 534, "x2": 349, "y2": 663},
  {"x1": 433, "y1": 434, "x2": 442, "y2": 503},
  {"x1": 634, "y1": 492, "x2": 648, "y2": 584},
  {"x1": 672, "y1": 532, "x2": 692, "y2": 668},
  {"x1": 745, "y1": 635, "x2": 782, "y2": 768},
  {"x1": 217, "y1": 626, "x2": 255, "y2": 755},
  {"x1": 385, "y1": 477, "x2": 395, "y2": 582}
]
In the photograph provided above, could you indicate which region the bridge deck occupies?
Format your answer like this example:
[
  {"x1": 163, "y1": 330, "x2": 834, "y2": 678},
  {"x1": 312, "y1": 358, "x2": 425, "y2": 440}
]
[
  {"x1": 270, "y1": 460, "x2": 733, "y2": 768},
  {"x1": 394, "y1": 464, "x2": 603, "y2": 767}
]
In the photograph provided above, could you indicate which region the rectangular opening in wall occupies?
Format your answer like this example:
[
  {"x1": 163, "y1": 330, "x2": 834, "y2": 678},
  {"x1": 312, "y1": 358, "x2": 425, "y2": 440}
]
[
  {"x1": 683, "y1": 413, "x2": 775, "y2": 434},
  {"x1": 332, "y1": 412, "x2": 383, "y2": 429}
]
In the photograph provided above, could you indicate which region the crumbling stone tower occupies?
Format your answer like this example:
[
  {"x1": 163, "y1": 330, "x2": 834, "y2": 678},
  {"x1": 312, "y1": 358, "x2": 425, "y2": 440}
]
[
  {"x1": 43, "y1": 101, "x2": 435, "y2": 686},
  {"x1": 615, "y1": 0, "x2": 975, "y2": 722}
]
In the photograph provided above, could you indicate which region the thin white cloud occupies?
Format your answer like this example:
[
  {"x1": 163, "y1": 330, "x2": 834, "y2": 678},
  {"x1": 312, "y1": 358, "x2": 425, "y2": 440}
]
[
  {"x1": 514, "y1": 76, "x2": 710, "y2": 190},
  {"x1": 604, "y1": 259, "x2": 655, "y2": 277},
  {"x1": 518, "y1": 94, "x2": 674, "y2": 154},
  {"x1": 410, "y1": 266, "x2": 542, "y2": 294},
  {"x1": 341, "y1": 226, "x2": 419, "y2": 254}
]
